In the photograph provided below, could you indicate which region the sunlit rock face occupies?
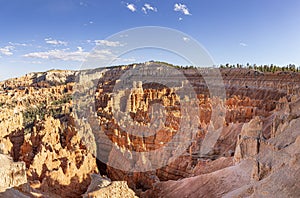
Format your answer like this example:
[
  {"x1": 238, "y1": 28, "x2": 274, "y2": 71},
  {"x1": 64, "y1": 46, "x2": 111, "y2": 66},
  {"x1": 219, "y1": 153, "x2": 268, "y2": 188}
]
[
  {"x1": 0, "y1": 64, "x2": 300, "y2": 197},
  {"x1": 0, "y1": 70, "x2": 98, "y2": 197},
  {"x1": 0, "y1": 154, "x2": 27, "y2": 193},
  {"x1": 19, "y1": 116, "x2": 98, "y2": 197}
]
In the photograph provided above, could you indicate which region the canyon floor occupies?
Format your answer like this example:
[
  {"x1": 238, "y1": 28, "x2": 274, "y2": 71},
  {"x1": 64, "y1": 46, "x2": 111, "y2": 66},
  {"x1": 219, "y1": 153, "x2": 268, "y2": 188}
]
[{"x1": 0, "y1": 62, "x2": 300, "y2": 197}]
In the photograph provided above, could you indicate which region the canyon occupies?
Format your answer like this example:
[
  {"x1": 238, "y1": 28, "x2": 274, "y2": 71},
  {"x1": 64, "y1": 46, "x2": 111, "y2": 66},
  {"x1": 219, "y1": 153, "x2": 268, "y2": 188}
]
[{"x1": 0, "y1": 62, "x2": 299, "y2": 197}]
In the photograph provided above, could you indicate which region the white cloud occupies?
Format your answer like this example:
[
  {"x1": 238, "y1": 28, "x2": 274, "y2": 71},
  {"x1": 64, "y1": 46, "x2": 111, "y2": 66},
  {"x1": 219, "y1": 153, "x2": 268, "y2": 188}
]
[
  {"x1": 126, "y1": 3, "x2": 136, "y2": 12},
  {"x1": 240, "y1": 42, "x2": 248, "y2": 47},
  {"x1": 77, "y1": 46, "x2": 83, "y2": 52},
  {"x1": 91, "y1": 49, "x2": 116, "y2": 60},
  {"x1": 183, "y1": 37, "x2": 190, "y2": 42},
  {"x1": 28, "y1": 61, "x2": 42, "y2": 64},
  {"x1": 142, "y1": 7, "x2": 147, "y2": 14},
  {"x1": 0, "y1": 46, "x2": 14, "y2": 56},
  {"x1": 179, "y1": 17, "x2": 183, "y2": 21},
  {"x1": 83, "y1": 20, "x2": 94, "y2": 26},
  {"x1": 8, "y1": 42, "x2": 28, "y2": 47},
  {"x1": 174, "y1": 3, "x2": 191, "y2": 15},
  {"x1": 23, "y1": 48, "x2": 117, "y2": 62},
  {"x1": 95, "y1": 40, "x2": 124, "y2": 47},
  {"x1": 145, "y1": 3, "x2": 157, "y2": 12},
  {"x1": 142, "y1": 3, "x2": 157, "y2": 14},
  {"x1": 45, "y1": 38, "x2": 68, "y2": 46},
  {"x1": 23, "y1": 48, "x2": 88, "y2": 61}
]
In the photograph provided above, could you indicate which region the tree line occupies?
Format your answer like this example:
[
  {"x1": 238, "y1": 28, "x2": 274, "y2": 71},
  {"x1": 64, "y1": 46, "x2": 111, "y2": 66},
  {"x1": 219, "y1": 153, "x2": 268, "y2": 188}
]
[
  {"x1": 140, "y1": 61, "x2": 300, "y2": 72},
  {"x1": 219, "y1": 63, "x2": 299, "y2": 72}
]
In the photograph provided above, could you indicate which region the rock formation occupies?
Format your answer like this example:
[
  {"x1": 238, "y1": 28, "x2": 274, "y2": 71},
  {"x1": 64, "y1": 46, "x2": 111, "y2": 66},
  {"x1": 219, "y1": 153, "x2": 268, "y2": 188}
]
[
  {"x1": 83, "y1": 174, "x2": 137, "y2": 198},
  {"x1": 0, "y1": 63, "x2": 299, "y2": 197},
  {"x1": 0, "y1": 154, "x2": 27, "y2": 193}
]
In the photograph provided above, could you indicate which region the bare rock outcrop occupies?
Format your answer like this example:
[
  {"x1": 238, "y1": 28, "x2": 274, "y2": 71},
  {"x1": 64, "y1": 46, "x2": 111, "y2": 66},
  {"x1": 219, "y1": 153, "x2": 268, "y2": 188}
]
[
  {"x1": 0, "y1": 154, "x2": 27, "y2": 194},
  {"x1": 83, "y1": 174, "x2": 137, "y2": 198},
  {"x1": 234, "y1": 116, "x2": 263, "y2": 163},
  {"x1": 20, "y1": 116, "x2": 98, "y2": 197}
]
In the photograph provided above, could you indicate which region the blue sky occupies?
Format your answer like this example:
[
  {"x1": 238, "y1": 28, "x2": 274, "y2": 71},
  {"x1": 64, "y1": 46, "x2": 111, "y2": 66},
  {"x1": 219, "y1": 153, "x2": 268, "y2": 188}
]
[{"x1": 0, "y1": 0, "x2": 300, "y2": 80}]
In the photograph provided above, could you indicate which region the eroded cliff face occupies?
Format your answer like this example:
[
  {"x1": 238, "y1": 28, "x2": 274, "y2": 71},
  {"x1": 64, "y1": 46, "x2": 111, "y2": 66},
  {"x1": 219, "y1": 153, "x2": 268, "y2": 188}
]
[
  {"x1": 141, "y1": 97, "x2": 300, "y2": 198},
  {"x1": 0, "y1": 64, "x2": 300, "y2": 197},
  {"x1": 91, "y1": 65, "x2": 300, "y2": 196},
  {"x1": 0, "y1": 70, "x2": 98, "y2": 197},
  {"x1": 20, "y1": 116, "x2": 98, "y2": 197}
]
